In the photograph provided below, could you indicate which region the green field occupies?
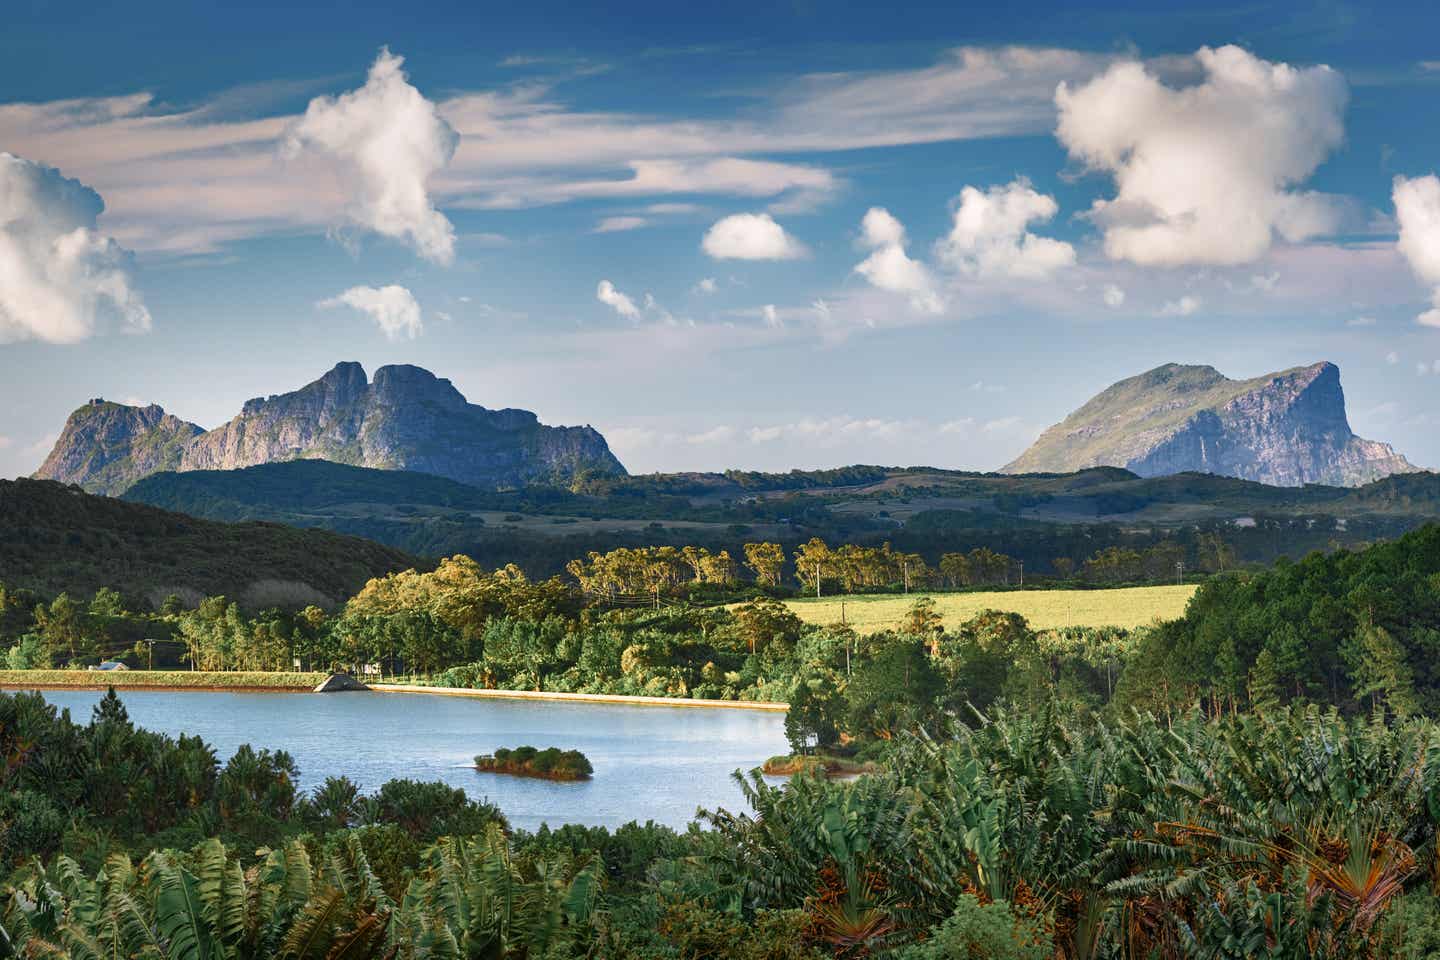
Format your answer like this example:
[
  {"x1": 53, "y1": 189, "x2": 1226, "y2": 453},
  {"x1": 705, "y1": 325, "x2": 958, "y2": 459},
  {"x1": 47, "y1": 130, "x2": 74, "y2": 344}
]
[
  {"x1": 781, "y1": 584, "x2": 1198, "y2": 633},
  {"x1": 0, "y1": 670, "x2": 328, "y2": 690}
]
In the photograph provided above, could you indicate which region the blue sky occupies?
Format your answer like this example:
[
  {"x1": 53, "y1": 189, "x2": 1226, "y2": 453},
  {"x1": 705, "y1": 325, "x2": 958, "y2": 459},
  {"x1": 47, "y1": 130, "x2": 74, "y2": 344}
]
[{"x1": 4, "y1": 0, "x2": 1440, "y2": 478}]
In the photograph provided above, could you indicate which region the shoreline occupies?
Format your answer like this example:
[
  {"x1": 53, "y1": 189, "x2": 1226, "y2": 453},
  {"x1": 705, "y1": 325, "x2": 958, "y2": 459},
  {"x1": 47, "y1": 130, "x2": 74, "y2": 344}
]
[
  {"x1": 0, "y1": 671, "x2": 789, "y2": 710},
  {"x1": 0, "y1": 670, "x2": 326, "y2": 692},
  {"x1": 369, "y1": 683, "x2": 789, "y2": 711}
]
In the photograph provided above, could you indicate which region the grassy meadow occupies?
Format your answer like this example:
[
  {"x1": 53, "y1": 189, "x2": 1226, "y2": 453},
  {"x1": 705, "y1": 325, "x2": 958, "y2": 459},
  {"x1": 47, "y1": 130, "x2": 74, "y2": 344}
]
[
  {"x1": 780, "y1": 584, "x2": 1198, "y2": 633},
  {"x1": 0, "y1": 670, "x2": 328, "y2": 690}
]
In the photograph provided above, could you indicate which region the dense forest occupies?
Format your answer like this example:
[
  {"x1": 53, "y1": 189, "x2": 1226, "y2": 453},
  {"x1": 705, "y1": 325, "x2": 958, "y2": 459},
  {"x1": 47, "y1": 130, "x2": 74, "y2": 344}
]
[{"x1": 0, "y1": 478, "x2": 420, "y2": 607}]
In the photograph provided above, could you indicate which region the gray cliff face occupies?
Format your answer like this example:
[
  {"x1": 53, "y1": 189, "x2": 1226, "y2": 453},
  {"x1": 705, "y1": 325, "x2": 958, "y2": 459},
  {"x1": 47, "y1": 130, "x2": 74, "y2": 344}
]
[
  {"x1": 1004, "y1": 361, "x2": 1419, "y2": 487},
  {"x1": 35, "y1": 363, "x2": 626, "y2": 493},
  {"x1": 33, "y1": 401, "x2": 205, "y2": 496}
]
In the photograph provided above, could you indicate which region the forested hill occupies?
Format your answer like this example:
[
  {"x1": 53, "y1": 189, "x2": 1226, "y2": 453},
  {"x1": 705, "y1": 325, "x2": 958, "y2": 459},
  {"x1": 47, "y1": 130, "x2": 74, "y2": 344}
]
[
  {"x1": 0, "y1": 478, "x2": 422, "y2": 609},
  {"x1": 1125, "y1": 523, "x2": 1440, "y2": 715}
]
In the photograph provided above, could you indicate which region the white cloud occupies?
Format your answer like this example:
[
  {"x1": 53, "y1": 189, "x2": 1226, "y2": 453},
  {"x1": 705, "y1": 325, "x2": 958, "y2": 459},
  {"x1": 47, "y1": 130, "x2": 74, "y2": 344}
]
[
  {"x1": 936, "y1": 179, "x2": 1075, "y2": 278},
  {"x1": 318, "y1": 284, "x2": 422, "y2": 340},
  {"x1": 746, "y1": 416, "x2": 909, "y2": 445},
  {"x1": 1392, "y1": 174, "x2": 1440, "y2": 326},
  {"x1": 0, "y1": 153, "x2": 151, "y2": 343},
  {"x1": 982, "y1": 416, "x2": 1024, "y2": 434},
  {"x1": 852, "y1": 207, "x2": 943, "y2": 313},
  {"x1": 1347, "y1": 315, "x2": 1377, "y2": 327},
  {"x1": 701, "y1": 213, "x2": 805, "y2": 260},
  {"x1": 0, "y1": 435, "x2": 11, "y2": 450},
  {"x1": 594, "y1": 215, "x2": 647, "y2": 233},
  {"x1": 477, "y1": 157, "x2": 836, "y2": 209},
  {"x1": 1420, "y1": 290, "x2": 1440, "y2": 329},
  {"x1": 939, "y1": 417, "x2": 976, "y2": 434},
  {"x1": 685, "y1": 425, "x2": 737, "y2": 445},
  {"x1": 693, "y1": 277, "x2": 718, "y2": 294},
  {"x1": 596, "y1": 279, "x2": 640, "y2": 321},
  {"x1": 0, "y1": 46, "x2": 1113, "y2": 256},
  {"x1": 761, "y1": 304, "x2": 781, "y2": 328},
  {"x1": 1056, "y1": 45, "x2": 1348, "y2": 266},
  {"x1": 1387, "y1": 350, "x2": 1400, "y2": 364},
  {"x1": 1102, "y1": 283, "x2": 1126, "y2": 307},
  {"x1": 1159, "y1": 295, "x2": 1202, "y2": 316},
  {"x1": 283, "y1": 48, "x2": 458, "y2": 264},
  {"x1": 435, "y1": 310, "x2": 453, "y2": 322},
  {"x1": 1249, "y1": 271, "x2": 1280, "y2": 292}
]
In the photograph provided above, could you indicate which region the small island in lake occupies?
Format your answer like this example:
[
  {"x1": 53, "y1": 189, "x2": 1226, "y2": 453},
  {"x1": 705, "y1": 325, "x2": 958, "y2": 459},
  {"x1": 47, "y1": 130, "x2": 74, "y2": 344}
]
[{"x1": 475, "y1": 746, "x2": 594, "y2": 781}]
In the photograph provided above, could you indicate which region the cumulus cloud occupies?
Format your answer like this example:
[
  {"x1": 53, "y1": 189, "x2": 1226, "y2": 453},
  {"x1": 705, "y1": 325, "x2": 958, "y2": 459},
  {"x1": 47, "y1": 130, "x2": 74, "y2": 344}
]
[
  {"x1": 594, "y1": 215, "x2": 647, "y2": 233},
  {"x1": 701, "y1": 213, "x2": 805, "y2": 260},
  {"x1": 1387, "y1": 351, "x2": 1400, "y2": 364},
  {"x1": 761, "y1": 304, "x2": 781, "y2": 328},
  {"x1": 0, "y1": 153, "x2": 151, "y2": 343},
  {"x1": 935, "y1": 179, "x2": 1075, "y2": 278},
  {"x1": 693, "y1": 277, "x2": 718, "y2": 294},
  {"x1": 318, "y1": 284, "x2": 422, "y2": 340},
  {"x1": 596, "y1": 279, "x2": 640, "y2": 321},
  {"x1": 1392, "y1": 174, "x2": 1440, "y2": 326},
  {"x1": 1056, "y1": 45, "x2": 1348, "y2": 266},
  {"x1": 284, "y1": 48, "x2": 458, "y2": 264},
  {"x1": 1102, "y1": 283, "x2": 1126, "y2": 307},
  {"x1": 853, "y1": 207, "x2": 943, "y2": 313},
  {"x1": 1159, "y1": 295, "x2": 1202, "y2": 316}
]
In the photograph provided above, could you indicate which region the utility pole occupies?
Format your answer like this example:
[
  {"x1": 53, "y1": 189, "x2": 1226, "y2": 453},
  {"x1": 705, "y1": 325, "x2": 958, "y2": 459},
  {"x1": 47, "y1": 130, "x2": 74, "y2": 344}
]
[
  {"x1": 1018, "y1": 561, "x2": 1024, "y2": 587},
  {"x1": 1176, "y1": 560, "x2": 1185, "y2": 586}
]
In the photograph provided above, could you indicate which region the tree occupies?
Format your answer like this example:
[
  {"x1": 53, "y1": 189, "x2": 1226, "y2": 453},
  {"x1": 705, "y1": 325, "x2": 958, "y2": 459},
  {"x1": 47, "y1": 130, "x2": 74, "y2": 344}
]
[
  {"x1": 743, "y1": 542, "x2": 787, "y2": 588},
  {"x1": 794, "y1": 539, "x2": 836, "y2": 597},
  {"x1": 939, "y1": 553, "x2": 972, "y2": 588},
  {"x1": 33, "y1": 593, "x2": 90, "y2": 664},
  {"x1": 1349, "y1": 623, "x2": 1418, "y2": 718}
]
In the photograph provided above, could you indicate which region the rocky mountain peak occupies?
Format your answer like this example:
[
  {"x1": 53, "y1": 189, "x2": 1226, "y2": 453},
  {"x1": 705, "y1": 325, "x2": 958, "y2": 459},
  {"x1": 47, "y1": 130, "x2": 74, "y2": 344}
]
[
  {"x1": 370, "y1": 364, "x2": 467, "y2": 409},
  {"x1": 34, "y1": 363, "x2": 626, "y2": 494},
  {"x1": 1003, "y1": 360, "x2": 1419, "y2": 487}
]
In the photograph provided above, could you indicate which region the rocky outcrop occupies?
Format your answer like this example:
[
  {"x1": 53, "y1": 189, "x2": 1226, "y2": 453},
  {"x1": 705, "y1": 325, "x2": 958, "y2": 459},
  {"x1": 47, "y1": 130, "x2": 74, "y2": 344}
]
[
  {"x1": 35, "y1": 363, "x2": 626, "y2": 494},
  {"x1": 34, "y1": 401, "x2": 205, "y2": 496},
  {"x1": 1003, "y1": 362, "x2": 1419, "y2": 487}
]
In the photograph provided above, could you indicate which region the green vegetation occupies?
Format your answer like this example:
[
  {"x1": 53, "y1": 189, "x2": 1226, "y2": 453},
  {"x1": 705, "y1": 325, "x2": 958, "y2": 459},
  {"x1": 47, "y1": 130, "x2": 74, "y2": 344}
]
[
  {"x1": 118, "y1": 457, "x2": 1440, "y2": 578},
  {"x1": 1, "y1": 477, "x2": 420, "y2": 607},
  {"x1": 781, "y1": 583, "x2": 1196, "y2": 633},
  {"x1": 8, "y1": 530, "x2": 1440, "y2": 954},
  {"x1": 475, "y1": 746, "x2": 594, "y2": 781}
]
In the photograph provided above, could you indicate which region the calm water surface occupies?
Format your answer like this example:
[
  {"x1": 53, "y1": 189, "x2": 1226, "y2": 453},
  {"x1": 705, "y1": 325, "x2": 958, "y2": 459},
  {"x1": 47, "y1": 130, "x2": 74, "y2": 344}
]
[{"x1": 31, "y1": 689, "x2": 789, "y2": 831}]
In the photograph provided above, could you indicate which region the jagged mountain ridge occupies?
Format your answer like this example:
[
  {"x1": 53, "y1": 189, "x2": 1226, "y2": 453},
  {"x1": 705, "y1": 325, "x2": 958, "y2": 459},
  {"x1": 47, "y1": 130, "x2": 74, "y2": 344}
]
[
  {"x1": 34, "y1": 362, "x2": 626, "y2": 495},
  {"x1": 1003, "y1": 361, "x2": 1418, "y2": 487}
]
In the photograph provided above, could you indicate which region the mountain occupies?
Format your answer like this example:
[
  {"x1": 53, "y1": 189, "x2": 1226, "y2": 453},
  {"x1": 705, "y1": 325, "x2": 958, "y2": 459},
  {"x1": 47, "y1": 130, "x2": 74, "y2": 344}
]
[
  {"x1": 0, "y1": 477, "x2": 421, "y2": 608},
  {"x1": 34, "y1": 362, "x2": 626, "y2": 495},
  {"x1": 1002, "y1": 362, "x2": 1420, "y2": 487},
  {"x1": 35, "y1": 401, "x2": 205, "y2": 496}
]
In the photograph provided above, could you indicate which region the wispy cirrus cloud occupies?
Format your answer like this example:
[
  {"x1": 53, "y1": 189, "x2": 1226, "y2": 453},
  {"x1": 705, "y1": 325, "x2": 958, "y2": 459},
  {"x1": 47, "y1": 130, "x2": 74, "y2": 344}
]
[{"x1": 0, "y1": 45, "x2": 1112, "y2": 255}]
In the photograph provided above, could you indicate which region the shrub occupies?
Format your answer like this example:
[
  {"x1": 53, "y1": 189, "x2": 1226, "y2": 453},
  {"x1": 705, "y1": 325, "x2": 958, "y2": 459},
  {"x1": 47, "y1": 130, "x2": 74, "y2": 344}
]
[{"x1": 898, "y1": 896, "x2": 1047, "y2": 960}]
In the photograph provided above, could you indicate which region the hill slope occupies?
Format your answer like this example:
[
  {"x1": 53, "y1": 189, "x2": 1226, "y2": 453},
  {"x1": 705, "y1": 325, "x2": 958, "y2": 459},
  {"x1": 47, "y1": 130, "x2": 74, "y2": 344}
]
[
  {"x1": 0, "y1": 478, "x2": 421, "y2": 608},
  {"x1": 1003, "y1": 361, "x2": 1418, "y2": 487},
  {"x1": 34, "y1": 362, "x2": 626, "y2": 495}
]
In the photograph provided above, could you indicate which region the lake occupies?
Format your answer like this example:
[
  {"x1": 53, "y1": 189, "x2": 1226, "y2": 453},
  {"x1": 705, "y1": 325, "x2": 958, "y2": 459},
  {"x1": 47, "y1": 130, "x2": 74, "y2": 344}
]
[{"x1": 28, "y1": 689, "x2": 790, "y2": 831}]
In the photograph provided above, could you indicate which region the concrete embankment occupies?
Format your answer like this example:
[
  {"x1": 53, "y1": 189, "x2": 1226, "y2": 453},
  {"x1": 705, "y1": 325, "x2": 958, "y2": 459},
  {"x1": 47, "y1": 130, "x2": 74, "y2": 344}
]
[{"x1": 368, "y1": 683, "x2": 788, "y2": 711}]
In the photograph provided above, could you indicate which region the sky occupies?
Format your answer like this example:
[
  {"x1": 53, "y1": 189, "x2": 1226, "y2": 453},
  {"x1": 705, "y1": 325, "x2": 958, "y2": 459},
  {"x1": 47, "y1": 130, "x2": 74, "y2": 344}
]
[{"x1": 4, "y1": 0, "x2": 1440, "y2": 479}]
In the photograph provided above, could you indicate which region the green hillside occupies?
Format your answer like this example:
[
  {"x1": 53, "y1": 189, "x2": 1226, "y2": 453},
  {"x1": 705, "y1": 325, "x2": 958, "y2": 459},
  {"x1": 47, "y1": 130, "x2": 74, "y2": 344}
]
[{"x1": 1, "y1": 477, "x2": 422, "y2": 608}]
